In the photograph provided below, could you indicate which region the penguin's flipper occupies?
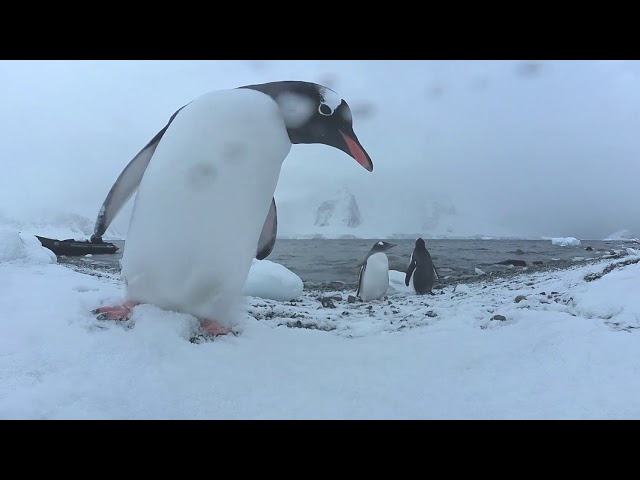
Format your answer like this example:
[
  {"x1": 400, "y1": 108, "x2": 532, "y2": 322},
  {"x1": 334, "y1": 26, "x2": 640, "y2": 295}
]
[
  {"x1": 92, "y1": 104, "x2": 189, "y2": 240},
  {"x1": 256, "y1": 198, "x2": 278, "y2": 260},
  {"x1": 405, "y1": 254, "x2": 416, "y2": 287},
  {"x1": 356, "y1": 263, "x2": 366, "y2": 297}
]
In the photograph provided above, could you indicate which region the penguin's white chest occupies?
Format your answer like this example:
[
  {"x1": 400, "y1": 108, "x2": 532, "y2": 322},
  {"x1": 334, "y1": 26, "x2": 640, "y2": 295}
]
[
  {"x1": 359, "y1": 252, "x2": 390, "y2": 301},
  {"x1": 120, "y1": 88, "x2": 292, "y2": 320}
]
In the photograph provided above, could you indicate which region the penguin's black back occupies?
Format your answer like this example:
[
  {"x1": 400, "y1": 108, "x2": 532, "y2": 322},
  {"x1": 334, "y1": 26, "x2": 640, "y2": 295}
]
[{"x1": 405, "y1": 240, "x2": 437, "y2": 295}]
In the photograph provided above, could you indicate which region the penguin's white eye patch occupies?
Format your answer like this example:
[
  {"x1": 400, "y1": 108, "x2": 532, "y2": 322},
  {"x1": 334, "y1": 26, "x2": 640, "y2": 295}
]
[
  {"x1": 377, "y1": 241, "x2": 383, "y2": 246},
  {"x1": 318, "y1": 103, "x2": 333, "y2": 116}
]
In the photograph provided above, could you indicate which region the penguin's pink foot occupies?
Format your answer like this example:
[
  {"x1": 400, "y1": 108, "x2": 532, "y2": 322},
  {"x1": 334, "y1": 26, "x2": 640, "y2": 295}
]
[
  {"x1": 92, "y1": 301, "x2": 140, "y2": 321},
  {"x1": 201, "y1": 318, "x2": 232, "y2": 336}
]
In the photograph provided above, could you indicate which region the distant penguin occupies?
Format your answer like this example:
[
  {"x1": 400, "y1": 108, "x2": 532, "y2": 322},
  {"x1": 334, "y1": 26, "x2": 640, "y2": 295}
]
[
  {"x1": 91, "y1": 81, "x2": 374, "y2": 336},
  {"x1": 356, "y1": 241, "x2": 397, "y2": 301},
  {"x1": 405, "y1": 238, "x2": 439, "y2": 295}
]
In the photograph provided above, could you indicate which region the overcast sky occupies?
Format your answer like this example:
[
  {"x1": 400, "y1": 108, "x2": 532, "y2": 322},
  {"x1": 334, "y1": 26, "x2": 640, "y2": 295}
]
[{"x1": 0, "y1": 60, "x2": 638, "y2": 239}]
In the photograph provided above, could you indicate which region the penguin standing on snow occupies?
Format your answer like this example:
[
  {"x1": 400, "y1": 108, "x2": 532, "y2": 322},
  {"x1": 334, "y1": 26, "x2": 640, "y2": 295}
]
[
  {"x1": 90, "y1": 80, "x2": 374, "y2": 336},
  {"x1": 405, "y1": 238, "x2": 440, "y2": 295},
  {"x1": 356, "y1": 241, "x2": 397, "y2": 301}
]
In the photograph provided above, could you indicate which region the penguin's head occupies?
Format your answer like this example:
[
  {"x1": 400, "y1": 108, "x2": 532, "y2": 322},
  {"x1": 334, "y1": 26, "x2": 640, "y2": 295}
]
[
  {"x1": 416, "y1": 238, "x2": 426, "y2": 249},
  {"x1": 371, "y1": 240, "x2": 397, "y2": 253},
  {"x1": 357, "y1": 240, "x2": 396, "y2": 267},
  {"x1": 239, "y1": 81, "x2": 373, "y2": 172}
]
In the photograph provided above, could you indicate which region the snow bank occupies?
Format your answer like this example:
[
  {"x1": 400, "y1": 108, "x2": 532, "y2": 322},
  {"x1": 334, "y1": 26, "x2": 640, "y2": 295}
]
[
  {"x1": 243, "y1": 259, "x2": 304, "y2": 301},
  {"x1": 0, "y1": 228, "x2": 57, "y2": 265},
  {"x1": 571, "y1": 262, "x2": 640, "y2": 329},
  {"x1": 388, "y1": 269, "x2": 412, "y2": 294}
]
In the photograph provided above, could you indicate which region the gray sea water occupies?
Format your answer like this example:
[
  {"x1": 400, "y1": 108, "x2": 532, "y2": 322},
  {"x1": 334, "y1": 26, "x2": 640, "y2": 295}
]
[{"x1": 58, "y1": 238, "x2": 633, "y2": 291}]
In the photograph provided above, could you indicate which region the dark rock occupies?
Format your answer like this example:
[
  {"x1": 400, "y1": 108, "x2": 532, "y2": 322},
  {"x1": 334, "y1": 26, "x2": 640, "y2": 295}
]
[
  {"x1": 348, "y1": 295, "x2": 357, "y2": 303},
  {"x1": 514, "y1": 295, "x2": 527, "y2": 303},
  {"x1": 497, "y1": 259, "x2": 527, "y2": 267},
  {"x1": 533, "y1": 261, "x2": 544, "y2": 265},
  {"x1": 585, "y1": 246, "x2": 593, "y2": 251},
  {"x1": 425, "y1": 311, "x2": 437, "y2": 318},
  {"x1": 491, "y1": 314, "x2": 507, "y2": 322},
  {"x1": 318, "y1": 297, "x2": 336, "y2": 308},
  {"x1": 584, "y1": 257, "x2": 640, "y2": 282},
  {"x1": 319, "y1": 281, "x2": 349, "y2": 291}
]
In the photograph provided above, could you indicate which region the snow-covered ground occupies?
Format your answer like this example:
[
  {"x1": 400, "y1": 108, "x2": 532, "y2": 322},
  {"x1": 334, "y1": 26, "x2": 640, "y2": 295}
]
[{"x1": 2, "y1": 229, "x2": 640, "y2": 419}]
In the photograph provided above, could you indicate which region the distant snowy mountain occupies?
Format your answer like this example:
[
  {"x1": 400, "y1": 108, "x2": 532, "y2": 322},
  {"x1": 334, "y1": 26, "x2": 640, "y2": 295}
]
[
  {"x1": 314, "y1": 187, "x2": 362, "y2": 229},
  {"x1": 0, "y1": 210, "x2": 125, "y2": 241},
  {"x1": 277, "y1": 186, "x2": 525, "y2": 240},
  {"x1": 421, "y1": 198, "x2": 457, "y2": 231},
  {"x1": 0, "y1": 185, "x2": 543, "y2": 242},
  {"x1": 603, "y1": 229, "x2": 639, "y2": 242}
]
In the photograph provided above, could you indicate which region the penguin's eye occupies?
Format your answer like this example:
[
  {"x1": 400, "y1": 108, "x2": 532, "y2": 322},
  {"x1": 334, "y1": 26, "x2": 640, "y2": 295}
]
[{"x1": 318, "y1": 103, "x2": 333, "y2": 116}]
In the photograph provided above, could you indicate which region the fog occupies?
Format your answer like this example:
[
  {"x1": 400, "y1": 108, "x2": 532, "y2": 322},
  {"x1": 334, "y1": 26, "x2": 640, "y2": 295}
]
[{"x1": 0, "y1": 60, "x2": 637, "y2": 240}]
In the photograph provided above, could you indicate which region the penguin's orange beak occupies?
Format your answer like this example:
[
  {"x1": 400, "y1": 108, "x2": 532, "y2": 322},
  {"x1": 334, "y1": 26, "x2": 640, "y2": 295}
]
[{"x1": 340, "y1": 130, "x2": 373, "y2": 172}]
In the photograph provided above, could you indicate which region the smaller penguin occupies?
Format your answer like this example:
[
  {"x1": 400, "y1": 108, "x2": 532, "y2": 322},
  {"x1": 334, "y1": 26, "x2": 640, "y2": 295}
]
[
  {"x1": 356, "y1": 241, "x2": 397, "y2": 301},
  {"x1": 405, "y1": 238, "x2": 440, "y2": 295}
]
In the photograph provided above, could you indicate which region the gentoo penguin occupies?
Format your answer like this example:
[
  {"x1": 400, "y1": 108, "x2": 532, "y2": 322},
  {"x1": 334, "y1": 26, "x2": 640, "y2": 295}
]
[
  {"x1": 90, "y1": 106, "x2": 280, "y2": 260},
  {"x1": 405, "y1": 238, "x2": 440, "y2": 295},
  {"x1": 356, "y1": 241, "x2": 397, "y2": 301},
  {"x1": 92, "y1": 81, "x2": 373, "y2": 335}
]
